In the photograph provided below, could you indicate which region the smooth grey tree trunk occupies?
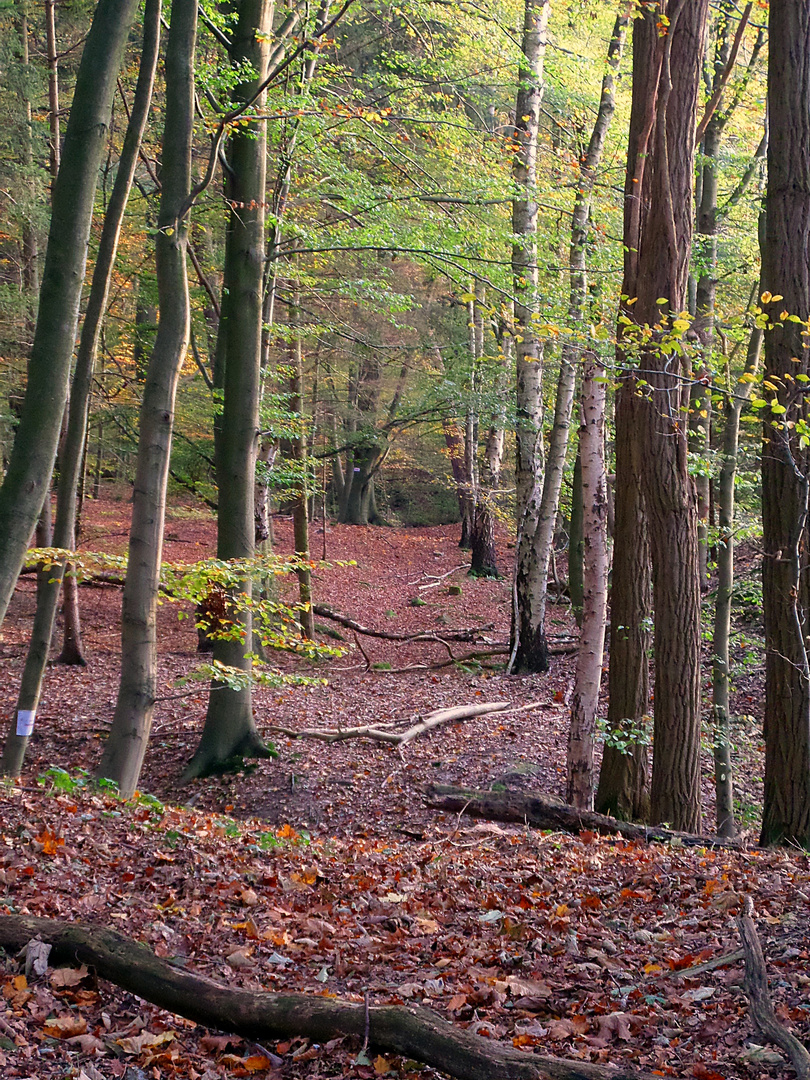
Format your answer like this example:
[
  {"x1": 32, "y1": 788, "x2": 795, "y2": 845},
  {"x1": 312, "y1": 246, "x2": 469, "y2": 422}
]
[
  {"x1": 182, "y1": 0, "x2": 275, "y2": 781},
  {"x1": 0, "y1": 0, "x2": 140, "y2": 633},
  {"x1": 98, "y1": 0, "x2": 197, "y2": 798},
  {"x1": 1, "y1": 0, "x2": 161, "y2": 779}
]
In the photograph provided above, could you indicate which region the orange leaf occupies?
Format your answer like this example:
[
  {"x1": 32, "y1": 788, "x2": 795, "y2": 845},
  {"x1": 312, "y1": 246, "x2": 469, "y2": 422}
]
[
  {"x1": 373, "y1": 1055, "x2": 391, "y2": 1075},
  {"x1": 244, "y1": 1054, "x2": 272, "y2": 1072},
  {"x1": 43, "y1": 1015, "x2": 88, "y2": 1039}
]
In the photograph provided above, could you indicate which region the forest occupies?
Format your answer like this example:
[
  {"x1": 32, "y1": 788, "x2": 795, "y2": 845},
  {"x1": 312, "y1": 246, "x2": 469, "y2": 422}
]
[{"x1": 1, "y1": 0, "x2": 810, "y2": 1078}]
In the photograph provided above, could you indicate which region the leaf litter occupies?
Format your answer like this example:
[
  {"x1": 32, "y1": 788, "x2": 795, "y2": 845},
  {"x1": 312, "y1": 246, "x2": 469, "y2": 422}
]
[{"x1": 0, "y1": 495, "x2": 806, "y2": 1079}]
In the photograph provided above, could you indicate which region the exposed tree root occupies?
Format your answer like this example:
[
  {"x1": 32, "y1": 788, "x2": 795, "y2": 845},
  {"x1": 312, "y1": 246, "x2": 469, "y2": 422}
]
[
  {"x1": 425, "y1": 785, "x2": 740, "y2": 849},
  {"x1": 737, "y1": 895, "x2": 810, "y2": 1079},
  {"x1": 0, "y1": 915, "x2": 663, "y2": 1080}
]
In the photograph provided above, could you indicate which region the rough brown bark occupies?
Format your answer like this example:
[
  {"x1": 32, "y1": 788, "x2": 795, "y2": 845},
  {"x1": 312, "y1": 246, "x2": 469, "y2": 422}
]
[
  {"x1": 759, "y1": 0, "x2": 810, "y2": 849},
  {"x1": 596, "y1": 384, "x2": 651, "y2": 822},
  {"x1": 0, "y1": 915, "x2": 664, "y2": 1080},
  {"x1": 617, "y1": 1, "x2": 709, "y2": 832},
  {"x1": 426, "y1": 785, "x2": 737, "y2": 850}
]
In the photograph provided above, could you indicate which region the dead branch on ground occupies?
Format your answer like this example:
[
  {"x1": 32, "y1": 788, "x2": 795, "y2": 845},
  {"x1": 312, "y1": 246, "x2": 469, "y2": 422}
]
[
  {"x1": 312, "y1": 603, "x2": 494, "y2": 643},
  {"x1": 737, "y1": 894, "x2": 810, "y2": 1079},
  {"x1": 272, "y1": 701, "x2": 514, "y2": 745},
  {"x1": 425, "y1": 785, "x2": 741, "y2": 850},
  {"x1": 0, "y1": 915, "x2": 665, "y2": 1080}
]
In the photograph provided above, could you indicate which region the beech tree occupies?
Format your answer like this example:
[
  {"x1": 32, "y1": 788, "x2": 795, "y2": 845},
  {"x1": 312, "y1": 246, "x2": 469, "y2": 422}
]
[
  {"x1": 98, "y1": 0, "x2": 198, "y2": 798},
  {"x1": 1, "y1": 0, "x2": 161, "y2": 778},
  {"x1": 0, "y1": 0, "x2": 140, "y2": 630}
]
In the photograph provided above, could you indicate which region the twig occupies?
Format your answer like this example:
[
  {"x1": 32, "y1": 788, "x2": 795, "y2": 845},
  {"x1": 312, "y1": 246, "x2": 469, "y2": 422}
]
[
  {"x1": 737, "y1": 894, "x2": 810, "y2": 1079},
  {"x1": 353, "y1": 631, "x2": 372, "y2": 672}
]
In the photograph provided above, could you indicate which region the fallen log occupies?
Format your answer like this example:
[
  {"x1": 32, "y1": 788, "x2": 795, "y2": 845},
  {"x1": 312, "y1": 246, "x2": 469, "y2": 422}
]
[
  {"x1": 0, "y1": 915, "x2": 660, "y2": 1080},
  {"x1": 271, "y1": 701, "x2": 513, "y2": 745},
  {"x1": 737, "y1": 895, "x2": 810, "y2": 1079},
  {"x1": 425, "y1": 785, "x2": 740, "y2": 849}
]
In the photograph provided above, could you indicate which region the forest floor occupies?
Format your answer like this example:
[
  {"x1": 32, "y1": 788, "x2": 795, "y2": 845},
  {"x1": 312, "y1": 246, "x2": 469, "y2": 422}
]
[{"x1": 0, "y1": 491, "x2": 807, "y2": 1080}]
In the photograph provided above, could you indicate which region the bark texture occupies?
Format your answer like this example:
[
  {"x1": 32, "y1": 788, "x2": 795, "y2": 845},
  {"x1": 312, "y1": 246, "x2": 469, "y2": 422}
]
[
  {"x1": 760, "y1": 0, "x2": 810, "y2": 848},
  {"x1": 608, "y1": 2, "x2": 709, "y2": 832},
  {"x1": 0, "y1": 0, "x2": 140, "y2": 630}
]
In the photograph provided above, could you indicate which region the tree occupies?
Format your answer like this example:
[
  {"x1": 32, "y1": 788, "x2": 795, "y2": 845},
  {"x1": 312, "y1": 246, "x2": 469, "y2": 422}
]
[
  {"x1": 0, "y1": 0, "x2": 141, "y2": 631},
  {"x1": 759, "y1": 0, "x2": 810, "y2": 848},
  {"x1": 509, "y1": 0, "x2": 551, "y2": 674},
  {"x1": 98, "y1": 0, "x2": 198, "y2": 798},
  {"x1": 1, "y1": 0, "x2": 162, "y2": 779},
  {"x1": 566, "y1": 354, "x2": 609, "y2": 810},
  {"x1": 183, "y1": 0, "x2": 279, "y2": 781},
  {"x1": 603, "y1": 0, "x2": 709, "y2": 832}
]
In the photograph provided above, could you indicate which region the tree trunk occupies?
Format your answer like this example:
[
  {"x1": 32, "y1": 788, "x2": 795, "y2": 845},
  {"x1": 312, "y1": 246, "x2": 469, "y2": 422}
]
[
  {"x1": 616, "y1": 2, "x2": 709, "y2": 832},
  {"x1": 98, "y1": 0, "x2": 197, "y2": 798},
  {"x1": 1, "y1": 0, "x2": 160, "y2": 776},
  {"x1": 568, "y1": 446, "x2": 584, "y2": 627},
  {"x1": 596, "y1": 388, "x2": 651, "y2": 821},
  {"x1": 759, "y1": 0, "x2": 810, "y2": 848},
  {"x1": 713, "y1": 308, "x2": 763, "y2": 839},
  {"x1": 426, "y1": 786, "x2": 737, "y2": 849},
  {"x1": 509, "y1": 0, "x2": 550, "y2": 674},
  {"x1": 566, "y1": 356, "x2": 609, "y2": 810},
  {"x1": 526, "y1": 7, "x2": 628, "y2": 666},
  {"x1": 45, "y1": 0, "x2": 60, "y2": 178},
  {"x1": 290, "y1": 283, "x2": 316, "y2": 639},
  {"x1": 182, "y1": 0, "x2": 275, "y2": 783},
  {"x1": 0, "y1": 0, "x2": 140, "y2": 632}
]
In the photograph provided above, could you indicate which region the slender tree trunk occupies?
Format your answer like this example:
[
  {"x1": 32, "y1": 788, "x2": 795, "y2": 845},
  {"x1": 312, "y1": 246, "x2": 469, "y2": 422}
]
[
  {"x1": 18, "y1": 1, "x2": 38, "y2": 326},
  {"x1": 525, "y1": 6, "x2": 628, "y2": 655},
  {"x1": 509, "y1": 0, "x2": 551, "y2": 674},
  {"x1": 98, "y1": 0, "x2": 197, "y2": 798},
  {"x1": 568, "y1": 445, "x2": 584, "y2": 627},
  {"x1": 1, "y1": 0, "x2": 161, "y2": 778},
  {"x1": 713, "y1": 301, "x2": 763, "y2": 838},
  {"x1": 567, "y1": 356, "x2": 609, "y2": 809},
  {"x1": 290, "y1": 284, "x2": 316, "y2": 639},
  {"x1": 45, "y1": 0, "x2": 60, "y2": 178},
  {"x1": 760, "y1": 0, "x2": 810, "y2": 848},
  {"x1": 0, "y1": 0, "x2": 140, "y2": 633}
]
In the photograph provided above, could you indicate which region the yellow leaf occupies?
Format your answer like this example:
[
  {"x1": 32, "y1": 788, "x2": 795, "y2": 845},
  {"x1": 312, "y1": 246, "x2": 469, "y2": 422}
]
[{"x1": 374, "y1": 1054, "x2": 391, "y2": 1074}]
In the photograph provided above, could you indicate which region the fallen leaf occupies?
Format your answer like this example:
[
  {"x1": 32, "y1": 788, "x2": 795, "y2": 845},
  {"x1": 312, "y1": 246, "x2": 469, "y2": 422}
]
[{"x1": 43, "y1": 1015, "x2": 88, "y2": 1039}]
